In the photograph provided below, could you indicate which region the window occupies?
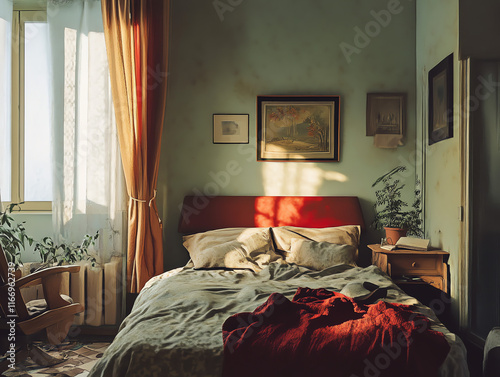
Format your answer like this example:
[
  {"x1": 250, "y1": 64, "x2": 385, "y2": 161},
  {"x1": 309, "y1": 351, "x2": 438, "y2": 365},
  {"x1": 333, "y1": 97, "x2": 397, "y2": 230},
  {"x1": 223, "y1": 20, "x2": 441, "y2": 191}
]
[
  {"x1": 1, "y1": 9, "x2": 52, "y2": 211},
  {"x1": 0, "y1": 5, "x2": 11, "y2": 205}
]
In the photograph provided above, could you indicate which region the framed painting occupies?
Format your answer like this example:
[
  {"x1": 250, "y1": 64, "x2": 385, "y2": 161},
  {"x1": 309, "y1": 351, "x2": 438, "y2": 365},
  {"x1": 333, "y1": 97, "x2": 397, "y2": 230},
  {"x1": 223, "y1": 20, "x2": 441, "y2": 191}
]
[
  {"x1": 256, "y1": 95, "x2": 340, "y2": 161},
  {"x1": 366, "y1": 93, "x2": 406, "y2": 136},
  {"x1": 428, "y1": 54, "x2": 453, "y2": 145},
  {"x1": 213, "y1": 114, "x2": 249, "y2": 144}
]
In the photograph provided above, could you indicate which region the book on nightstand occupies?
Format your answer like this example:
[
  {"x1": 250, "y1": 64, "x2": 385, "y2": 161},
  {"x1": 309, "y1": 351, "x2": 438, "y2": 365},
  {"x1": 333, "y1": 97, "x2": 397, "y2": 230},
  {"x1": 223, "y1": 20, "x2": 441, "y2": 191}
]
[{"x1": 381, "y1": 237, "x2": 430, "y2": 251}]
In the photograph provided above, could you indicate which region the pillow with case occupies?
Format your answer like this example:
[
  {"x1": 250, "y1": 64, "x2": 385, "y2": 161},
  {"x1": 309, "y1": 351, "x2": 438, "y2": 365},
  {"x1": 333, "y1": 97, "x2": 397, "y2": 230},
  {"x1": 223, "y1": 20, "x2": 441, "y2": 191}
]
[
  {"x1": 288, "y1": 238, "x2": 357, "y2": 270},
  {"x1": 271, "y1": 225, "x2": 361, "y2": 253},
  {"x1": 182, "y1": 227, "x2": 281, "y2": 271}
]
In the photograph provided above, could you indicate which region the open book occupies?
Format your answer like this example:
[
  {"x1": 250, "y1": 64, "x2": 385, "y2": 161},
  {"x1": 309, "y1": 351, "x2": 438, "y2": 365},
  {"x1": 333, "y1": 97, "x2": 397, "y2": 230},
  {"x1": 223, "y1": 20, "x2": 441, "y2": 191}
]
[{"x1": 381, "y1": 237, "x2": 430, "y2": 251}]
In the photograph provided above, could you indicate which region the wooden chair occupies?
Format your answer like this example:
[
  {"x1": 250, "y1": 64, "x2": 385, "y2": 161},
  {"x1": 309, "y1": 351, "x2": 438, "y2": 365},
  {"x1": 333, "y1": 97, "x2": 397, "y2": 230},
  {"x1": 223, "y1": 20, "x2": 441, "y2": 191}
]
[
  {"x1": 0, "y1": 244, "x2": 84, "y2": 372},
  {"x1": 484, "y1": 327, "x2": 500, "y2": 377}
]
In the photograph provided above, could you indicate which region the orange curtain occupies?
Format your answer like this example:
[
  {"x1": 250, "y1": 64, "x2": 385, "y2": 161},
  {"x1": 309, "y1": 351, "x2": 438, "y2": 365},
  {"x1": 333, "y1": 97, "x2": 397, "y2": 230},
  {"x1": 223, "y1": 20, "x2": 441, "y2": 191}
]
[{"x1": 101, "y1": 0, "x2": 169, "y2": 292}]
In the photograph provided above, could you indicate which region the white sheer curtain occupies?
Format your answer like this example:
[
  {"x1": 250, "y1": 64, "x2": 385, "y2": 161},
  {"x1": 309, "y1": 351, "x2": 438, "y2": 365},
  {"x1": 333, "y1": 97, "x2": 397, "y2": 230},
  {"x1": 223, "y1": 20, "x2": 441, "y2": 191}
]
[
  {"x1": 48, "y1": 0, "x2": 126, "y2": 264},
  {"x1": 0, "y1": 0, "x2": 12, "y2": 203}
]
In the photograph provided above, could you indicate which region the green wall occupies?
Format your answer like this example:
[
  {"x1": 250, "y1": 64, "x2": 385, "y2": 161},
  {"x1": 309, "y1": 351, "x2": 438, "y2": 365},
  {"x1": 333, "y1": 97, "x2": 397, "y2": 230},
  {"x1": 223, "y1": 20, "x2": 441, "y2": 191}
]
[
  {"x1": 416, "y1": 0, "x2": 461, "y2": 323},
  {"x1": 159, "y1": 0, "x2": 418, "y2": 269},
  {"x1": 11, "y1": 213, "x2": 52, "y2": 262}
]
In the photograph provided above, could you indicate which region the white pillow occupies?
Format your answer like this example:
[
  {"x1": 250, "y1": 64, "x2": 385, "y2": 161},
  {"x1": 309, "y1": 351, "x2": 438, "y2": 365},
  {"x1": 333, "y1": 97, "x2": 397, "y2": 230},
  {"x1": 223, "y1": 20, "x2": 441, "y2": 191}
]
[
  {"x1": 288, "y1": 238, "x2": 357, "y2": 270},
  {"x1": 182, "y1": 228, "x2": 280, "y2": 271}
]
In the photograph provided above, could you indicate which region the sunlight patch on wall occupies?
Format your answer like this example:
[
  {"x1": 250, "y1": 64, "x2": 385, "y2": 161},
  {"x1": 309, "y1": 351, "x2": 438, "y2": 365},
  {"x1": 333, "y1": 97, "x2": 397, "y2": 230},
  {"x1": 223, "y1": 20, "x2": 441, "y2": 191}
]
[{"x1": 262, "y1": 163, "x2": 348, "y2": 196}]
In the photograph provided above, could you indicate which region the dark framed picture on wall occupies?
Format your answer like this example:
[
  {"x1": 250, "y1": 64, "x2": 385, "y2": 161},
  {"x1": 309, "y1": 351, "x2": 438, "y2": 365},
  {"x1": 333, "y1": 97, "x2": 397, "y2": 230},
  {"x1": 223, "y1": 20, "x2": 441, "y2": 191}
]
[
  {"x1": 428, "y1": 54, "x2": 453, "y2": 145},
  {"x1": 366, "y1": 93, "x2": 406, "y2": 136},
  {"x1": 256, "y1": 95, "x2": 340, "y2": 161},
  {"x1": 213, "y1": 114, "x2": 249, "y2": 144}
]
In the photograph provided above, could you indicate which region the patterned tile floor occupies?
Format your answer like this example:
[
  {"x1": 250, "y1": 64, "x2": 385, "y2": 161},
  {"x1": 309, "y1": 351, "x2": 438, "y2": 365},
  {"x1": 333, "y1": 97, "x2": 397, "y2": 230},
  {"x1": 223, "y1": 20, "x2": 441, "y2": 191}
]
[{"x1": 2, "y1": 341, "x2": 110, "y2": 377}]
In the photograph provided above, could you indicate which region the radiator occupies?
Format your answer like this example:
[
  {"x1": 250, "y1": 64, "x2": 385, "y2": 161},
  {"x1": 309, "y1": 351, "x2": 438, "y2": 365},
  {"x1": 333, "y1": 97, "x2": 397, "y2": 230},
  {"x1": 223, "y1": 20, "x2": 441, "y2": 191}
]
[{"x1": 20, "y1": 258, "x2": 123, "y2": 326}]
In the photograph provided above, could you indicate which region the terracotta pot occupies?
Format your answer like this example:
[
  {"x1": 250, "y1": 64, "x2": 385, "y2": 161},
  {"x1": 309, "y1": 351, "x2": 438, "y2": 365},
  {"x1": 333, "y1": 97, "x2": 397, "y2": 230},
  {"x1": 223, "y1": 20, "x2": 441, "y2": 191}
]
[{"x1": 384, "y1": 227, "x2": 407, "y2": 245}]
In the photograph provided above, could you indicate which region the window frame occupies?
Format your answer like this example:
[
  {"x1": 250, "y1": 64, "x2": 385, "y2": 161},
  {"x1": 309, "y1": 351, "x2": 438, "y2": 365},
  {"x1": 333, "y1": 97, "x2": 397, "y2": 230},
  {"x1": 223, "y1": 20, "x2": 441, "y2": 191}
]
[{"x1": 8, "y1": 9, "x2": 51, "y2": 212}]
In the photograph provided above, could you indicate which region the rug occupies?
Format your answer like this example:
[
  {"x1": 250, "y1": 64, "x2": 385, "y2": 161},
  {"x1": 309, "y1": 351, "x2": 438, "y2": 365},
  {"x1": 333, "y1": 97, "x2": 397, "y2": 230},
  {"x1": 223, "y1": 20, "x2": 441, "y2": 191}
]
[{"x1": 2, "y1": 341, "x2": 110, "y2": 377}]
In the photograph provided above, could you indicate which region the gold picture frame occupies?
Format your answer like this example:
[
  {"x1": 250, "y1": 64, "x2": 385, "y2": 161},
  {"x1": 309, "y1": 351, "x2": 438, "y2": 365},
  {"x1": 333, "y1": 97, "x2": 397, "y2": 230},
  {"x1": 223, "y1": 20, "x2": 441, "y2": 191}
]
[{"x1": 257, "y1": 95, "x2": 340, "y2": 161}]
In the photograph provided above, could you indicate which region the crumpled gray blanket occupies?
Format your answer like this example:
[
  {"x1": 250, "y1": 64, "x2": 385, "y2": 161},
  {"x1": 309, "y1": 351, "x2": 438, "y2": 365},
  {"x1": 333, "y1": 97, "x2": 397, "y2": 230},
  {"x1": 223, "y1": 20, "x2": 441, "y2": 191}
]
[{"x1": 88, "y1": 262, "x2": 469, "y2": 377}]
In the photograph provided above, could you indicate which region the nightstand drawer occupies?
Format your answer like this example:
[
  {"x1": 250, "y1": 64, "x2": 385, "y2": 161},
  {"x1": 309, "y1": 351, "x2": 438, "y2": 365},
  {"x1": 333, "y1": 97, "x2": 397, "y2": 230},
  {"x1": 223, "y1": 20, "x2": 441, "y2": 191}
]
[
  {"x1": 420, "y1": 275, "x2": 444, "y2": 291},
  {"x1": 389, "y1": 255, "x2": 439, "y2": 275}
]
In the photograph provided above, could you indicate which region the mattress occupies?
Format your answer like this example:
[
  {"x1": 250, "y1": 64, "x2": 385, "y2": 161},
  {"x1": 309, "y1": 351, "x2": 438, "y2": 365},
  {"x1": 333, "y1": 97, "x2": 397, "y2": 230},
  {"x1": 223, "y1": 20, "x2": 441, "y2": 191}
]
[{"x1": 88, "y1": 262, "x2": 469, "y2": 377}]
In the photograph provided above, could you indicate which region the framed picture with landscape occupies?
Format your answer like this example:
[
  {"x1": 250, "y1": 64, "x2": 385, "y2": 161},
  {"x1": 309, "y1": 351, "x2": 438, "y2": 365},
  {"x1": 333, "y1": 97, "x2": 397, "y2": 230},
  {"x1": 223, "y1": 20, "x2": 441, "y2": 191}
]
[{"x1": 256, "y1": 95, "x2": 340, "y2": 161}]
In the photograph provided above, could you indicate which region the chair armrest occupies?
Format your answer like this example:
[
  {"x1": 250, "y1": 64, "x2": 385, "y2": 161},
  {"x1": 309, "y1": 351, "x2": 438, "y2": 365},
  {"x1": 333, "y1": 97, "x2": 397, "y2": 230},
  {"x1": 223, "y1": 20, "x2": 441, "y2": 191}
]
[
  {"x1": 18, "y1": 303, "x2": 84, "y2": 336},
  {"x1": 16, "y1": 265, "x2": 81, "y2": 289},
  {"x1": 484, "y1": 327, "x2": 500, "y2": 377}
]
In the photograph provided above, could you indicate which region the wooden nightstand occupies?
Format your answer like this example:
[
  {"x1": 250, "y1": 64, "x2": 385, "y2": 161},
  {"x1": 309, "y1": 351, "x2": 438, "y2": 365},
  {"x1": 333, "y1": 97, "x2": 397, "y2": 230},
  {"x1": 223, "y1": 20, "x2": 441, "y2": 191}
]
[{"x1": 368, "y1": 244, "x2": 449, "y2": 293}]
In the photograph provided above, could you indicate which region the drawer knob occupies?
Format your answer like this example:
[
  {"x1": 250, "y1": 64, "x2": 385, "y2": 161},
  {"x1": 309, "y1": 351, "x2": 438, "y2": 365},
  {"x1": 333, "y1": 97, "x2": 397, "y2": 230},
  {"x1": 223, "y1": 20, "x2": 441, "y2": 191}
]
[{"x1": 411, "y1": 262, "x2": 417, "y2": 268}]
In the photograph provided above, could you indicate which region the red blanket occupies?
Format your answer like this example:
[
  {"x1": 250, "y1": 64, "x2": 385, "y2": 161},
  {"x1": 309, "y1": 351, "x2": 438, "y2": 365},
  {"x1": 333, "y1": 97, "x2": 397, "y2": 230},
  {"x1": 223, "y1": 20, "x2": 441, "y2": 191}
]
[{"x1": 222, "y1": 287, "x2": 450, "y2": 377}]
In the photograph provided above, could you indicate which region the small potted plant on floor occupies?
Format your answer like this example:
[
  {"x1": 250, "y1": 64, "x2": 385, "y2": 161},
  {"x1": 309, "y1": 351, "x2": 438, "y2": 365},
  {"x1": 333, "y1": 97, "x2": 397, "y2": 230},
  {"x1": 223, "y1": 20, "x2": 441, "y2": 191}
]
[{"x1": 371, "y1": 166, "x2": 423, "y2": 244}]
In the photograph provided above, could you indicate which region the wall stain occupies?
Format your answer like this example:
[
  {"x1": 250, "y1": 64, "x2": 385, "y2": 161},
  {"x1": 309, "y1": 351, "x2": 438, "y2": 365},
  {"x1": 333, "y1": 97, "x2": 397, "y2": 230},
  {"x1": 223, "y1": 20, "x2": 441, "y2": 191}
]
[{"x1": 234, "y1": 78, "x2": 256, "y2": 99}]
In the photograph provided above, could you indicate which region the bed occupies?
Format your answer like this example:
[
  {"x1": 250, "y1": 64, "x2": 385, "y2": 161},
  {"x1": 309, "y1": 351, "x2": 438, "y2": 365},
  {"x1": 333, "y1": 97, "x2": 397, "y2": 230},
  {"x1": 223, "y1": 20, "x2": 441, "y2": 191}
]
[{"x1": 89, "y1": 196, "x2": 469, "y2": 377}]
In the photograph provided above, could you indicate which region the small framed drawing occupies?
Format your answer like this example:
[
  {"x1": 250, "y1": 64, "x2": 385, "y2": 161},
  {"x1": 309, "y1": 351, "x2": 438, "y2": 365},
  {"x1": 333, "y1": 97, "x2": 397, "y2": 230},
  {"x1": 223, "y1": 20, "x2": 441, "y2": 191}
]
[
  {"x1": 428, "y1": 53, "x2": 453, "y2": 145},
  {"x1": 257, "y1": 95, "x2": 340, "y2": 161},
  {"x1": 213, "y1": 114, "x2": 249, "y2": 144},
  {"x1": 366, "y1": 93, "x2": 406, "y2": 136}
]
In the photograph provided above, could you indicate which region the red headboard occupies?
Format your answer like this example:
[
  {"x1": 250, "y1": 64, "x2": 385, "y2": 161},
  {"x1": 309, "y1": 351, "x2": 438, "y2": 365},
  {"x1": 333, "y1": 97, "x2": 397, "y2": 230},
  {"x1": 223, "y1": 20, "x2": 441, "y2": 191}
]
[{"x1": 178, "y1": 196, "x2": 365, "y2": 234}]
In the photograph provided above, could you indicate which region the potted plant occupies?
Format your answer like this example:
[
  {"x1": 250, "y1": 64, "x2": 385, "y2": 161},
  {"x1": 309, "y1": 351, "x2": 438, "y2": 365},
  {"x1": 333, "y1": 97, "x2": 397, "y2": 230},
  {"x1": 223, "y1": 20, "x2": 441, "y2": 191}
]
[
  {"x1": 371, "y1": 166, "x2": 423, "y2": 244},
  {"x1": 0, "y1": 202, "x2": 98, "y2": 271},
  {"x1": 34, "y1": 232, "x2": 98, "y2": 270},
  {"x1": 0, "y1": 203, "x2": 34, "y2": 269}
]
